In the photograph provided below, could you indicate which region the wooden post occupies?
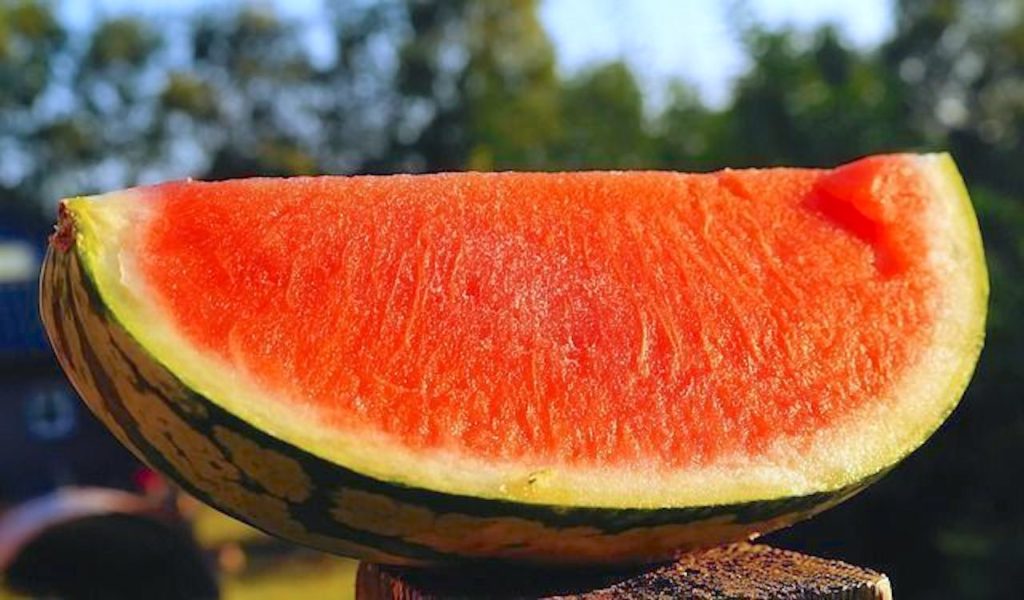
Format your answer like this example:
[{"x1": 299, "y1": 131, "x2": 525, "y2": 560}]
[{"x1": 356, "y1": 543, "x2": 892, "y2": 599}]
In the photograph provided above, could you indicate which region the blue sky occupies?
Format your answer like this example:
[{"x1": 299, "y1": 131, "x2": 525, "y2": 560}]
[
  {"x1": 541, "y1": 0, "x2": 892, "y2": 105},
  {"x1": 60, "y1": 0, "x2": 892, "y2": 107}
]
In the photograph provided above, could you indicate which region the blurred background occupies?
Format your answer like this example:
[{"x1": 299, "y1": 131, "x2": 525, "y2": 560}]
[{"x1": 0, "y1": 0, "x2": 1021, "y2": 598}]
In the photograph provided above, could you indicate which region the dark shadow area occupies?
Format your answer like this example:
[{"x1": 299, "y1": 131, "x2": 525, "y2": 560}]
[{"x1": 5, "y1": 512, "x2": 218, "y2": 600}]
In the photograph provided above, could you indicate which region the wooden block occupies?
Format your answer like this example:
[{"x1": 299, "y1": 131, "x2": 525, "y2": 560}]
[{"x1": 356, "y1": 543, "x2": 892, "y2": 599}]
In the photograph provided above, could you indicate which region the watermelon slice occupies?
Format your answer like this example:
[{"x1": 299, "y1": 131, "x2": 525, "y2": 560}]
[{"x1": 39, "y1": 153, "x2": 986, "y2": 565}]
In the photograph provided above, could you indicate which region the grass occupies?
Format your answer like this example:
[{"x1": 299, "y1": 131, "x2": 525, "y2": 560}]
[
  {"x1": 221, "y1": 556, "x2": 357, "y2": 600},
  {"x1": 2, "y1": 558, "x2": 357, "y2": 600},
  {"x1": 194, "y1": 504, "x2": 359, "y2": 599}
]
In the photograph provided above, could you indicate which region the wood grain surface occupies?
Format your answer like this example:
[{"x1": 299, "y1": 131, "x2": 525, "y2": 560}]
[{"x1": 356, "y1": 543, "x2": 893, "y2": 599}]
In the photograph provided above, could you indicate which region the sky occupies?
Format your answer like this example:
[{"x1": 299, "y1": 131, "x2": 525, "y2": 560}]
[
  {"x1": 540, "y1": 0, "x2": 892, "y2": 105},
  {"x1": 60, "y1": 0, "x2": 893, "y2": 107}
]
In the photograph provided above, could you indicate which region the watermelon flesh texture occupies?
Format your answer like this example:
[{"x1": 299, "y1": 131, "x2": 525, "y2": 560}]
[
  {"x1": 41, "y1": 153, "x2": 986, "y2": 563},
  {"x1": 141, "y1": 158, "x2": 932, "y2": 470}
]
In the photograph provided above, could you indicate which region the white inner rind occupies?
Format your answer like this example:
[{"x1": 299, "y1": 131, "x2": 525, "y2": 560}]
[{"x1": 67, "y1": 154, "x2": 987, "y2": 509}]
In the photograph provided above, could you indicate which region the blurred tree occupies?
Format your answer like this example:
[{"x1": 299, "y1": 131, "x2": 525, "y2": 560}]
[
  {"x1": 379, "y1": 0, "x2": 561, "y2": 172},
  {"x1": 462, "y1": 0, "x2": 561, "y2": 170},
  {"x1": 552, "y1": 61, "x2": 653, "y2": 169},
  {"x1": 1, "y1": 3, "x2": 169, "y2": 207},
  {"x1": 0, "y1": 0, "x2": 65, "y2": 229},
  {"x1": 885, "y1": 0, "x2": 1024, "y2": 195},
  {"x1": 174, "y1": 7, "x2": 322, "y2": 179},
  {"x1": 710, "y1": 26, "x2": 920, "y2": 167},
  {"x1": 0, "y1": 0, "x2": 64, "y2": 109},
  {"x1": 56, "y1": 17, "x2": 162, "y2": 189},
  {"x1": 654, "y1": 81, "x2": 721, "y2": 172}
]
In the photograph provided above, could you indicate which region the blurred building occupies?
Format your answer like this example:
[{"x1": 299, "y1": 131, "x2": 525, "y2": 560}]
[{"x1": 0, "y1": 215, "x2": 142, "y2": 505}]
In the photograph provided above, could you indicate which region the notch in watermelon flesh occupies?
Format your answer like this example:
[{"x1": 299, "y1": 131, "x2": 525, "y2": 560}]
[{"x1": 40, "y1": 153, "x2": 986, "y2": 564}]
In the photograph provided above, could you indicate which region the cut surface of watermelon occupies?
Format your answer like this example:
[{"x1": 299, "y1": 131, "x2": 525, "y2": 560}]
[
  {"x1": 145, "y1": 164, "x2": 934, "y2": 473},
  {"x1": 41, "y1": 154, "x2": 985, "y2": 563}
]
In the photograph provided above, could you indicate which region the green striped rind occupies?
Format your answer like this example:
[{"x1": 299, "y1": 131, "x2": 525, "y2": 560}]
[{"x1": 40, "y1": 244, "x2": 871, "y2": 566}]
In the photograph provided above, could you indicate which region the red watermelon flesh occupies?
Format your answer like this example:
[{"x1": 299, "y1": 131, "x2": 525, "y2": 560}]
[{"x1": 134, "y1": 155, "x2": 937, "y2": 471}]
